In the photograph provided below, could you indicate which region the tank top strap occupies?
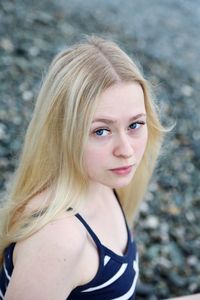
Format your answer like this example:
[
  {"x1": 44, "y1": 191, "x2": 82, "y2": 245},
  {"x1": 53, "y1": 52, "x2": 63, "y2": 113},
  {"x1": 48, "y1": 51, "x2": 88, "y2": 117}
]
[{"x1": 75, "y1": 213, "x2": 102, "y2": 248}]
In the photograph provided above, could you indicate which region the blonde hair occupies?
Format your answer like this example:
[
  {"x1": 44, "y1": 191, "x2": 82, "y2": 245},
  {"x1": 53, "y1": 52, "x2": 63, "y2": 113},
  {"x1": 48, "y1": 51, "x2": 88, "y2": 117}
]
[{"x1": 0, "y1": 35, "x2": 165, "y2": 264}]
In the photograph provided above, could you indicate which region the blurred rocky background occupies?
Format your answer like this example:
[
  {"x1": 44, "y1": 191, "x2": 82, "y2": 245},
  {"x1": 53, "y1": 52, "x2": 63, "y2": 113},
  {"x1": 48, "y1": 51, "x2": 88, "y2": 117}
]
[{"x1": 0, "y1": 0, "x2": 199, "y2": 299}]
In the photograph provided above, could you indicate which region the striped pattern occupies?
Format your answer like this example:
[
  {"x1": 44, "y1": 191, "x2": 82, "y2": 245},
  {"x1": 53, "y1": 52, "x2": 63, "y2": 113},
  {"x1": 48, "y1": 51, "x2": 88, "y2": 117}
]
[
  {"x1": 0, "y1": 234, "x2": 138, "y2": 300},
  {"x1": 111, "y1": 254, "x2": 139, "y2": 300},
  {"x1": 82, "y1": 253, "x2": 139, "y2": 298},
  {"x1": 67, "y1": 212, "x2": 139, "y2": 299},
  {"x1": 104, "y1": 255, "x2": 111, "y2": 266},
  {"x1": 82, "y1": 263, "x2": 128, "y2": 292},
  {"x1": 0, "y1": 204, "x2": 139, "y2": 300},
  {"x1": 0, "y1": 243, "x2": 15, "y2": 300},
  {"x1": 0, "y1": 289, "x2": 4, "y2": 300},
  {"x1": 2, "y1": 263, "x2": 11, "y2": 281}
]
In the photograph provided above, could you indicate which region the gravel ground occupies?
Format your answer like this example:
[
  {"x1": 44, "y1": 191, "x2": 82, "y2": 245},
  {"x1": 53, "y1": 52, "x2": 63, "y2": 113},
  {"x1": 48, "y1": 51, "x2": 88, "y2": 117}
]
[{"x1": 0, "y1": 0, "x2": 200, "y2": 299}]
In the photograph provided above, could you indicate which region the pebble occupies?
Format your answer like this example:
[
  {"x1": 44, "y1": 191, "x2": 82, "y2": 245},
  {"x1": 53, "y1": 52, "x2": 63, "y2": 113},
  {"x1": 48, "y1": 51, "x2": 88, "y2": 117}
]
[
  {"x1": 0, "y1": 123, "x2": 8, "y2": 141},
  {"x1": 22, "y1": 90, "x2": 33, "y2": 101},
  {"x1": 189, "y1": 282, "x2": 199, "y2": 293},
  {"x1": 28, "y1": 46, "x2": 40, "y2": 57},
  {"x1": 144, "y1": 216, "x2": 159, "y2": 229},
  {"x1": 159, "y1": 256, "x2": 172, "y2": 269},
  {"x1": 187, "y1": 255, "x2": 198, "y2": 267},
  {"x1": 181, "y1": 85, "x2": 193, "y2": 97},
  {"x1": 0, "y1": 38, "x2": 14, "y2": 53}
]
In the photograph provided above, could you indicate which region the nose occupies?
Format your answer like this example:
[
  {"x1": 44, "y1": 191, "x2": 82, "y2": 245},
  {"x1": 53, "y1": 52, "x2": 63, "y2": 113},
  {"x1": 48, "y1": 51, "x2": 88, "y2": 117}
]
[{"x1": 113, "y1": 133, "x2": 134, "y2": 158}]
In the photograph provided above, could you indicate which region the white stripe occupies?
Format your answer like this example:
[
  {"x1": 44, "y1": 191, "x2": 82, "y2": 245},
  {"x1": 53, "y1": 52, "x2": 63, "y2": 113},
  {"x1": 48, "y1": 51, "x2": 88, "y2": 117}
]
[
  {"x1": 111, "y1": 253, "x2": 139, "y2": 300},
  {"x1": 82, "y1": 263, "x2": 128, "y2": 292},
  {"x1": 0, "y1": 288, "x2": 4, "y2": 300},
  {"x1": 104, "y1": 255, "x2": 111, "y2": 266},
  {"x1": 3, "y1": 263, "x2": 11, "y2": 281}
]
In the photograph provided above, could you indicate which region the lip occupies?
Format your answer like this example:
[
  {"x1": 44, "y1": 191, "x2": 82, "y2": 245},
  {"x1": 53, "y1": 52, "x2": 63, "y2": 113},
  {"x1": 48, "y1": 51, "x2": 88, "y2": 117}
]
[{"x1": 109, "y1": 165, "x2": 134, "y2": 175}]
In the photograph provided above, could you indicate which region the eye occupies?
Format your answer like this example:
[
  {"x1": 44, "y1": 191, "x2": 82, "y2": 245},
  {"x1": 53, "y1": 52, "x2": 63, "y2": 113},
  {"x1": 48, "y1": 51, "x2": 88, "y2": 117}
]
[
  {"x1": 94, "y1": 128, "x2": 110, "y2": 137},
  {"x1": 129, "y1": 122, "x2": 145, "y2": 130}
]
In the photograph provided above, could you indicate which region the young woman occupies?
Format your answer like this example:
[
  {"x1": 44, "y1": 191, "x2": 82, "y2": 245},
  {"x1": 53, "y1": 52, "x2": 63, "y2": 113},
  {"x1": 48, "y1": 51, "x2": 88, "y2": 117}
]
[{"x1": 0, "y1": 36, "x2": 165, "y2": 299}]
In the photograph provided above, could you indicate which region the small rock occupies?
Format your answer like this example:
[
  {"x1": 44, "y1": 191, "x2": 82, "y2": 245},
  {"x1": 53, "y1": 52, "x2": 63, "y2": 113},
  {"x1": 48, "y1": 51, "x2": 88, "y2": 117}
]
[
  {"x1": 145, "y1": 191, "x2": 154, "y2": 201},
  {"x1": 158, "y1": 256, "x2": 172, "y2": 269},
  {"x1": 187, "y1": 255, "x2": 198, "y2": 267},
  {"x1": 22, "y1": 90, "x2": 33, "y2": 101},
  {"x1": 136, "y1": 282, "x2": 155, "y2": 296},
  {"x1": 0, "y1": 38, "x2": 14, "y2": 53},
  {"x1": 144, "y1": 216, "x2": 159, "y2": 229},
  {"x1": 147, "y1": 245, "x2": 160, "y2": 261},
  {"x1": 13, "y1": 116, "x2": 22, "y2": 125},
  {"x1": 181, "y1": 85, "x2": 193, "y2": 97},
  {"x1": 167, "y1": 204, "x2": 181, "y2": 216},
  {"x1": 189, "y1": 282, "x2": 199, "y2": 293},
  {"x1": 0, "y1": 158, "x2": 9, "y2": 168},
  {"x1": 185, "y1": 211, "x2": 195, "y2": 223},
  {"x1": 0, "y1": 123, "x2": 8, "y2": 141},
  {"x1": 33, "y1": 11, "x2": 54, "y2": 25},
  {"x1": 167, "y1": 272, "x2": 187, "y2": 288},
  {"x1": 139, "y1": 201, "x2": 149, "y2": 214},
  {"x1": 28, "y1": 46, "x2": 40, "y2": 57},
  {"x1": 192, "y1": 130, "x2": 200, "y2": 141}
]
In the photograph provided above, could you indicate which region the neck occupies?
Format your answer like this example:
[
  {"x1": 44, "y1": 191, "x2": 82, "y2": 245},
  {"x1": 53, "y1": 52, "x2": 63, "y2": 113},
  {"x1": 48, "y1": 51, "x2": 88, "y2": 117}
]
[{"x1": 80, "y1": 182, "x2": 114, "y2": 216}]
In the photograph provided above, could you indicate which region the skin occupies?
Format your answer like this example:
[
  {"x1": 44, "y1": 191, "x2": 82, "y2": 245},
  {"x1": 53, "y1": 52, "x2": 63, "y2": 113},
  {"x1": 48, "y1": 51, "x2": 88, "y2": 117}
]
[
  {"x1": 5, "y1": 81, "x2": 148, "y2": 300},
  {"x1": 83, "y1": 81, "x2": 148, "y2": 192}
]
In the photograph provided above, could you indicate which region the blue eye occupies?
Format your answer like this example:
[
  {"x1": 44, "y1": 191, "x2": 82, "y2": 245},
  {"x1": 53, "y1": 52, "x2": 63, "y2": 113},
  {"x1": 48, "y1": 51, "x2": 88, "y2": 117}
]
[
  {"x1": 129, "y1": 122, "x2": 144, "y2": 130},
  {"x1": 94, "y1": 129, "x2": 109, "y2": 136}
]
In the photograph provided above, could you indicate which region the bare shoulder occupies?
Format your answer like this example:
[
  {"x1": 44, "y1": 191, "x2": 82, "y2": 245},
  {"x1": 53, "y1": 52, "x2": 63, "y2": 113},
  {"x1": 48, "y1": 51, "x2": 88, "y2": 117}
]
[
  {"x1": 14, "y1": 188, "x2": 87, "y2": 265},
  {"x1": 6, "y1": 211, "x2": 87, "y2": 300},
  {"x1": 14, "y1": 212, "x2": 87, "y2": 263}
]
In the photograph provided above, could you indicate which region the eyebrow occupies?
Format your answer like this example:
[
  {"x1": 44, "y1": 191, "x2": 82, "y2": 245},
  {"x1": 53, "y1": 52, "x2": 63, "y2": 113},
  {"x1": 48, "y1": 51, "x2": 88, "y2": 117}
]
[{"x1": 92, "y1": 113, "x2": 146, "y2": 124}]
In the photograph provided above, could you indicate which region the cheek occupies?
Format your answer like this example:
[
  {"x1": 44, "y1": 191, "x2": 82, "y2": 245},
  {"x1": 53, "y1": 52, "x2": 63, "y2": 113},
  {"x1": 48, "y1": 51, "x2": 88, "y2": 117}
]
[{"x1": 83, "y1": 144, "x2": 107, "y2": 173}]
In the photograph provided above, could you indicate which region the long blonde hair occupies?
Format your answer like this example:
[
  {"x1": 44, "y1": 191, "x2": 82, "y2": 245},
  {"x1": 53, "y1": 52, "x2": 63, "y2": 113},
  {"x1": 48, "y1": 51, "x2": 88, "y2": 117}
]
[{"x1": 0, "y1": 35, "x2": 165, "y2": 264}]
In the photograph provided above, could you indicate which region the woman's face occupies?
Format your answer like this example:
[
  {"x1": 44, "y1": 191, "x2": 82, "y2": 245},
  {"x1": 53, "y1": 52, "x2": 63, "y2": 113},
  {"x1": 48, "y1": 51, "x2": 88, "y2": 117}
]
[{"x1": 83, "y1": 82, "x2": 148, "y2": 190}]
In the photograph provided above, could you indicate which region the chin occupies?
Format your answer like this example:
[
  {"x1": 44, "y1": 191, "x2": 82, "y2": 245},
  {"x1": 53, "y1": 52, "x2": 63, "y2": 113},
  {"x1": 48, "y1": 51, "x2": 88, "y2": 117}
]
[{"x1": 107, "y1": 177, "x2": 134, "y2": 190}]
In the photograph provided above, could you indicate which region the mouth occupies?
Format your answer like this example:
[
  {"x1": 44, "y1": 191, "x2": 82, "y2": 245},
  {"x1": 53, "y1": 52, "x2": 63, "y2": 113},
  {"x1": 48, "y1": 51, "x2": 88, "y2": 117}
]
[{"x1": 109, "y1": 165, "x2": 134, "y2": 175}]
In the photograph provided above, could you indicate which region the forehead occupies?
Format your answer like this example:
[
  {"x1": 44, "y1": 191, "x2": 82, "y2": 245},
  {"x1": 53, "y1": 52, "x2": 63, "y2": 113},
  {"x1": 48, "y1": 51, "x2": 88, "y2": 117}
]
[{"x1": 93, "y1": 82, "x2": 145, "y2": 118}]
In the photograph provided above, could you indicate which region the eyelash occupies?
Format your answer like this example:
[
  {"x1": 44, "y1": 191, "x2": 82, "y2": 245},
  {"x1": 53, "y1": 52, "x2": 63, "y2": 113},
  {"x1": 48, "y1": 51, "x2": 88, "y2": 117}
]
[
  {"x1": 93, "y1": 122, "x2": 145, "y2": 137},
  {"x1": 129, "y1": 121, "x2": 145, "y2": 130}
]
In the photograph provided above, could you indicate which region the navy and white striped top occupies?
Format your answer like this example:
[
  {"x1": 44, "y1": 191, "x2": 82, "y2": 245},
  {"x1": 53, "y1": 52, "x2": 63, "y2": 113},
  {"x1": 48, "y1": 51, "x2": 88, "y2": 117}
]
[
  {"x1": 0, "y1": 201, "x2": 139, "y2": 299},
  {"x1": 68, "y1": 213, "x2": 139, "y2": 299},
  {"x1": 0, "y1": 243, "x2": 15, "y2": 300}
]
